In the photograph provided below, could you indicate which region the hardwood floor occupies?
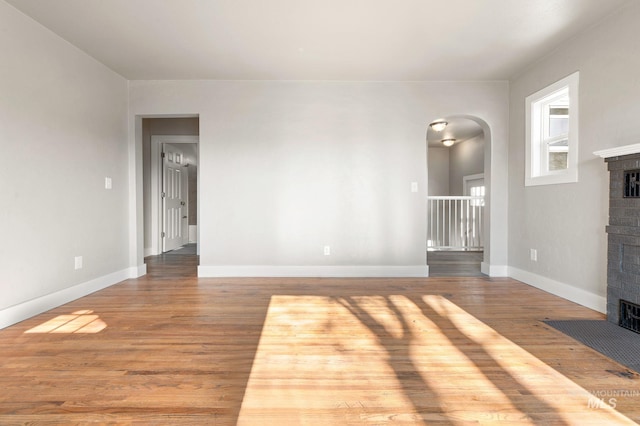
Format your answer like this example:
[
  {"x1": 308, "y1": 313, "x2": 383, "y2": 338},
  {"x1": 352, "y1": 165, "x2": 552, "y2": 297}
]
[{"x1": 1, "y1": 254, "x2": 639, "y2": 424}]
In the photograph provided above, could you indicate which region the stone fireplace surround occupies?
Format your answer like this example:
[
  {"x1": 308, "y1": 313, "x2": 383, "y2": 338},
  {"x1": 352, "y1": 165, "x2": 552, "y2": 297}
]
[{"x1": 595, "y1": 143, "x2": 640, "y2": 326}]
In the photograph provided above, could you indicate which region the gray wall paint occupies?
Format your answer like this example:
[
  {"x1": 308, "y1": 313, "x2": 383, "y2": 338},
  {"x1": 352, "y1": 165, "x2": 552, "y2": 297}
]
[
  {"x1": 508, "y1": 1, "x2": 640, "y2": 298},
  {"x1": 142, "y1": 118, "x2": 199, "y2": 250},
  {"x1": 428, "y1": 136, "x2": 484, "y2": 197},
  {"x1": 0, "y1": 2, "x2": 129, "y2": 310},
  {"x1": 129, "y1": 80, "x2": 509, "y2": 271},
  {"x1": 427, "y1": 147, "x2": 450, "y2": 196},
  {"x1": 449, "y1": 135, "x2": 485, "y2": 196}
]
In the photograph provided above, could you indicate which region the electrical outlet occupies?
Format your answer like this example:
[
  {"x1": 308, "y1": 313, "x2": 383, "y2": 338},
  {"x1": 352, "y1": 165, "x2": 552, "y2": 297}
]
[
  {"x1": 324, "y1": 246, "x2": 331, "y2": 256},
  {"x1": 74, "y1": 256, "x2": 83, "y2": 270},
  {"x1": 530, "y1": 249, "x2": 537, "y2": 262},
  {"x1": 411, "y1": 182, "x2": 419, "y2": 193}
]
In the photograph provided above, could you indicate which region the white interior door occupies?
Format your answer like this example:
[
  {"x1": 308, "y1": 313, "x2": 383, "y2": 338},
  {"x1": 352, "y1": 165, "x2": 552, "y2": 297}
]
[
  {"x1": 181, "y1": 163, "x2": 189, "y2": 246},
  {"x1": 162, "y1": 145, "x2": 185, "y2": 252}
]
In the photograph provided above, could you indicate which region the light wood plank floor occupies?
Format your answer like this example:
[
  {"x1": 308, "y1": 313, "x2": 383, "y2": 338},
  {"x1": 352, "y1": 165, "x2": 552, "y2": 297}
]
[{"x1": 1, "y1": 254, "x2": 639, "y2": 424}]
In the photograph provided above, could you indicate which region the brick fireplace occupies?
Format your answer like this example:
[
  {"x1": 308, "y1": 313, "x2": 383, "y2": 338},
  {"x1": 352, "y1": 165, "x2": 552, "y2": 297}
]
[{"x1": 596, "y1": 145, "x2": 640, "y2": 332}]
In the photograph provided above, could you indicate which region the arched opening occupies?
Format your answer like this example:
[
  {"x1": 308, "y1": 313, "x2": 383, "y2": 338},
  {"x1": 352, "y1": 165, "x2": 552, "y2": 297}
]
[{"x1": 426, "y1": 116, "x2": 490, "y2": 276}]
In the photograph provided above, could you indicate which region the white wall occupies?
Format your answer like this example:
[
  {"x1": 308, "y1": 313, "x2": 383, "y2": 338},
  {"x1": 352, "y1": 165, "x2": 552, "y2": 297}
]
[
  {"x1": 0, "y1": 1, "x2": 130, "y2": 328},
  {"x1": 449, "y1": 135, "x2": 484, "y2": 196},
  {"x1": 129, "y1": 80, "x2": 509, "y2": 276},
  {"x1": 508, "y1": 1, "x2": 640, "y2": 312}
]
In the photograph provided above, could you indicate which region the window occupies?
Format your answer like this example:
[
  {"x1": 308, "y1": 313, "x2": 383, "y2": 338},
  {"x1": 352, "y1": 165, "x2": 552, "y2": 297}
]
[
  {"x1": 525, "y1": 72, "x2": 579, "y2": 186},
  {"x1": 469, "y1": 185, "x2": 485, "y2": 207}
]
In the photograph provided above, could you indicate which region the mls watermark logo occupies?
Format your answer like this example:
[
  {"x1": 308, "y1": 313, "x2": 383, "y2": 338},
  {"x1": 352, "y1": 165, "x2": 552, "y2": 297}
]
[
  {"x1": 587, "y1": 395, "x2": 617, "y2": 409},
  {"x1": 587, "y1": 390, "x2": 640, "y2": 409}
]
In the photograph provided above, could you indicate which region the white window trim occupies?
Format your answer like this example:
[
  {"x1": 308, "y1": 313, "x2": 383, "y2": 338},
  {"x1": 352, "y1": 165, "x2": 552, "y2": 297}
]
[{"x1": 525, "y1": 72, "x2": 579, "y2": 186}]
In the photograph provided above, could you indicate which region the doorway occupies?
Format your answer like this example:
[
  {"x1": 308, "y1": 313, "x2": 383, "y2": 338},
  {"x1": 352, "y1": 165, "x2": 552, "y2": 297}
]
[
  {"x1": 151, "y1": 137, "x2": 198, "y2": 255},
  {"x1": 426, "y1": 117, "x2": 486, "y2": 276},
  {"x1": 142, "y1": 117, "x2": 199, "y2": 258},
  {"x1": 463, "y1": 173, "x2": 485, "y2": 201}
]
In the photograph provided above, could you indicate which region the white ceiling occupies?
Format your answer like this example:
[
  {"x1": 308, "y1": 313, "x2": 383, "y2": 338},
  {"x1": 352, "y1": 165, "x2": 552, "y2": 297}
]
[{"x1": 5, "y1": 0, "x2": 631, "y2": 81}]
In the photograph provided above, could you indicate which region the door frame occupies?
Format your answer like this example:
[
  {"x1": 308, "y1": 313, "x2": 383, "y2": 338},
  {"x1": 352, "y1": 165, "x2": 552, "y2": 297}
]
[
  {"x1": 462, "y1": 173, "x2": 484, "y2": 196},
  {"x1": 150, "y1": 135, "x2": 199, "y2": 256}
]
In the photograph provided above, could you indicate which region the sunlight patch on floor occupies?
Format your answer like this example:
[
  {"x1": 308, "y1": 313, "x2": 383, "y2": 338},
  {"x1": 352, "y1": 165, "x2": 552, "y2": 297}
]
[
  {"x1": 24, "y1": 310, "x2": 107, "y2": 334},
  {"x1": 237, "y1": 295, "x2": 636, "y2": 424}
]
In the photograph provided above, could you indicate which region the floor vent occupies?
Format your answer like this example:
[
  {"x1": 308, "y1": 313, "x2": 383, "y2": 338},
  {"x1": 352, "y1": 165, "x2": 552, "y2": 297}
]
[{"x1": 619, "y1": 299, "x2": 640, "y2": 334}]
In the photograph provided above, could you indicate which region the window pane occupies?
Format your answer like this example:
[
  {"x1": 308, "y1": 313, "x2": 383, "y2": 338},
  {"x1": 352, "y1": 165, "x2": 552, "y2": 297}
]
[
  {"x1": 545, "y1": 96, "x2": 569, "y2": 172},
  {"x1": 549, "y1": 152, "x2": 568, "y2": 171},
  {"x1": 547, "y1": 105, "x2": 569, "y2": 139},
  {"x1": 470, "y1": 186, "x2": 485, "y2": 206},
  {"x1": 549, "y1": 116, "x2": 568, "y2": 138}
]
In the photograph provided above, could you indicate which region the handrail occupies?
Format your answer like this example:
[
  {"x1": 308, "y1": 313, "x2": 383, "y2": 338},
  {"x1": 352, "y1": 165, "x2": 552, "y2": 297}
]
[{"x1": 427, "y1": 196, "x2": 485, "y2": 200}]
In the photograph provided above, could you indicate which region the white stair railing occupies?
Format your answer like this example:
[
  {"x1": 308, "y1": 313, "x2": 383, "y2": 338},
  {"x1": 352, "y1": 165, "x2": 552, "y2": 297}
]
[{"x1": 427, "y1": 196, "x2": 484, "y2": 250}]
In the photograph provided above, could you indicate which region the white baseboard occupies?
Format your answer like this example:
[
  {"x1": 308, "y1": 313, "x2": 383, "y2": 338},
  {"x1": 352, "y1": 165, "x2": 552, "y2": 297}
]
[
  {"x1": 508, "y1": 266, "x2": 606, "y2": 313},
  {"x1": 0, "y1": 266, "x2": 142, "y2": 330},
  {"x1": 481, "y1": 262, "x2": 508, "y2": 277},
  {"x1": 198, "y1": 265, "x2": 429, "y2": 278},
  {"x1": 130, "y1": 263, "x2": 147, "y2": 278}
]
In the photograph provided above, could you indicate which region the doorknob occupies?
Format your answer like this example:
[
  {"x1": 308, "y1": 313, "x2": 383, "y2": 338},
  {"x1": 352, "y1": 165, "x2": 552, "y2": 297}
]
[
  {"x1": 180, "y1": 201, "x2": 186, "y2": 206},
  {"x1": 182, "y1": 216, "x2": 187, "y2": 219}
]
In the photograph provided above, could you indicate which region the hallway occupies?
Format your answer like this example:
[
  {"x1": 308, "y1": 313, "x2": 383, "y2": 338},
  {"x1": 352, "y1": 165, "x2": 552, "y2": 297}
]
[{"x1": 144, "y1": 244, "x2": 198, "y2": 280}]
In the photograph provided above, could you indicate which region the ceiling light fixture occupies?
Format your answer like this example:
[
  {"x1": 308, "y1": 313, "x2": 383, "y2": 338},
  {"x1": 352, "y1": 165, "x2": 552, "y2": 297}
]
[
  {"x1": 430, "y1": 121, "x2": 448, "y2": 132},
  {"x1": 441, "y1": 139, "x2": 455, "y2": 147}
]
